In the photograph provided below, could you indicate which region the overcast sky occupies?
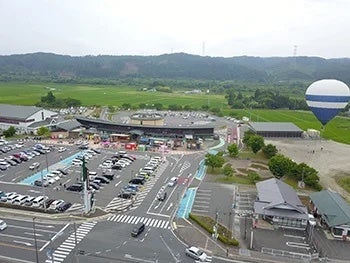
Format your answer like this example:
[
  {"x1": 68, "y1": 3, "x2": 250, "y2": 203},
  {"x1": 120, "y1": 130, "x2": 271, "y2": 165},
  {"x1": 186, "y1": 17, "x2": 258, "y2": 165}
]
[{"x1": 0, "y1": 0, "x2": 349, "y2": 58}]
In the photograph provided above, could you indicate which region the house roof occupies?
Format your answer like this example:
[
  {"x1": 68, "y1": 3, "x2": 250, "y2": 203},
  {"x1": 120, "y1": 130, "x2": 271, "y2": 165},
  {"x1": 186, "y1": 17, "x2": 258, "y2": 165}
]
[
  {"x1": 0, "y1": 104, "x2": 42, "y2": 120},
  {"x1": 310, "y1": 190, "x2": 350, "y2": 227},
  {"x1": 249, "y1": 122, "x2": 303, "y2": 132},
  {"x1": 28, "y1": 118, "x2": 55, "y2": 128},
  {"x1": 55, "y1": 119, "x2": 82, "y2": 131},
  {"x1": 254, "y1": 178, "x2": 307, "y2": 218}
]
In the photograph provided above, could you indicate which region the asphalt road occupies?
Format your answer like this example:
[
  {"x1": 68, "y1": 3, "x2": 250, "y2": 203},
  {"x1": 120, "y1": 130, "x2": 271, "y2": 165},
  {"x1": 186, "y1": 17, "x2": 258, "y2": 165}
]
[{"x1": 0, "y1": 218, "x2": 68, "y2": 263}]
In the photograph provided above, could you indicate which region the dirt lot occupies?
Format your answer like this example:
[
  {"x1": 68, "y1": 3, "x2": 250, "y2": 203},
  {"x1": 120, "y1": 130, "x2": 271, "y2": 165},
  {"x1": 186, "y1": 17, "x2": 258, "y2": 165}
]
[{"x1": 265, "y1": 138, "x2": 350, "y2": 201}]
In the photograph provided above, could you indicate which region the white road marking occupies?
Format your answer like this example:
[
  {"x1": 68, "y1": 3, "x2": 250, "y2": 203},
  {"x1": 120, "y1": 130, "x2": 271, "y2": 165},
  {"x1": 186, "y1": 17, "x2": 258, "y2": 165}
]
[
  {"x1": 13, "y1": 240, "x2": 32, "y2": 246},
  {"x1": 115, "y1": 181, "x2": 122, "y2": 187}
]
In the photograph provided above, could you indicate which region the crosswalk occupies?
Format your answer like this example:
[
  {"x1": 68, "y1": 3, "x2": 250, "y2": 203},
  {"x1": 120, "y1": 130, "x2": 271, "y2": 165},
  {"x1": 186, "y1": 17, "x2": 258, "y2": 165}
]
[
  {"x1": 66, "y1": 203, "x2": 84, "y2": 213},
  {"x1": 106, "y1": 214, "x2": 170, "y2": 229},
  {"x1": 104, "y1": 161, "x2": 167, "y2": 212},
  {"x1": 45, "y1": 221, "x2": 97, "y2": 263}
]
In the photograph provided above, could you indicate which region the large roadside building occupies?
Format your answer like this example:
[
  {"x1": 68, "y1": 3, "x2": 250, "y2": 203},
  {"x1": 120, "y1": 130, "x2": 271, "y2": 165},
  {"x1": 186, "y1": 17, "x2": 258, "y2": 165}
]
[
  {"x1": 0, "y1": 104, "x2": 58, "y2": 134},
  {"x1": 248, "y1": 122, "x2": 303, "y2": 138}
]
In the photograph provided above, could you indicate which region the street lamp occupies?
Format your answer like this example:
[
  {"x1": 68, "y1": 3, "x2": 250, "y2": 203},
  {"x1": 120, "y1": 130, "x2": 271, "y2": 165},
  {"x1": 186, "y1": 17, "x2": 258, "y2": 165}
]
[{"x1": 32, "y1": 217, "x2": 39, "y2": 263}]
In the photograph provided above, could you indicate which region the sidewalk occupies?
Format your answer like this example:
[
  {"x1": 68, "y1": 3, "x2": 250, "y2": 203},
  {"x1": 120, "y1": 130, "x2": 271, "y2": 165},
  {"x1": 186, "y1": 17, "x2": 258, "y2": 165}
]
[{"x1": 173, "y1": 217, "x2": 315, "y2": 263}]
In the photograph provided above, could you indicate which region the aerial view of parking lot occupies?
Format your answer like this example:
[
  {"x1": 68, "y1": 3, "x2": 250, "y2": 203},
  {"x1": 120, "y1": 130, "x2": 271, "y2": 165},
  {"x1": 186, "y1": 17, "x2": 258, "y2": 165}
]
[{"x1": 2, "y1": 2, "x2": 350, "y2": 263}]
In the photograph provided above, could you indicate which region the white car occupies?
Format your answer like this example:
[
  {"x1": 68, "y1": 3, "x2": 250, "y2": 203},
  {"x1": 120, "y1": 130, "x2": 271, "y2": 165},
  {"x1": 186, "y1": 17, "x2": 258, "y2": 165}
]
[
  {"x1": 168, "y1": 177, "x2": 178, "y2": 187},
  {"x1": 308, "y1": 214, "x2": 317, "y2": 226},
  {"x1": 0, "y1": 220, "x2": 7, "y2": 231},
  {"x1": 58, "y1": 147, "x2": 67, "y2": 153},
  {"x1": 185, "y1": 246, "x2": 207, "y2": 261},
  {"x1": 49, "y1": 200, "x2": 64, "y2": 210},
  {"x1": 29, "y1": 162, "x2": 40, "y2": 170}
]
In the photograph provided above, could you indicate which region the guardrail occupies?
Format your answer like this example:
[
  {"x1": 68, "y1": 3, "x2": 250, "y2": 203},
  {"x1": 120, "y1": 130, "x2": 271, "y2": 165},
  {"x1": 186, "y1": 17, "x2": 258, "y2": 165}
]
[{"x1": 261, "y1": 247, "x2": 319, "y2": 261}]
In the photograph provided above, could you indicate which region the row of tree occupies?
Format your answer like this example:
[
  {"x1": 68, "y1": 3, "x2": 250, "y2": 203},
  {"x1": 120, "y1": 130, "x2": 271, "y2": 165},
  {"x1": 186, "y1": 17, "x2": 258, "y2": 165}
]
[{"x1": 36, "y1": 91, "x2": 81, "y2": 108}]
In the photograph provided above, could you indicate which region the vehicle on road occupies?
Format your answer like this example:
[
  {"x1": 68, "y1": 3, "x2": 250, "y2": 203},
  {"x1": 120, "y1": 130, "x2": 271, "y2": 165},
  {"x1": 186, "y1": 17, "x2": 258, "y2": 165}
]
[
  {"x1": 0, "y1": 220, "x2": 7, "y2": 231},
  {"x1": 157, "y1": 191, "x2": 167, "y2": 201},
  {"x1": 168, "y1": 177, "x2": 178, "y2": 187},
  {"x1": 131, "y1": 223, "x2": 145, "y2": 237},
  {"x1": 185, "y1": 246, "x2": 207, "y2": 261},
  {"x1": 66, "y1": 184, "x2": 83, "y2": 192},
  {"x1": 58, "y1": 147, "x2": 67, "y2": 152}
]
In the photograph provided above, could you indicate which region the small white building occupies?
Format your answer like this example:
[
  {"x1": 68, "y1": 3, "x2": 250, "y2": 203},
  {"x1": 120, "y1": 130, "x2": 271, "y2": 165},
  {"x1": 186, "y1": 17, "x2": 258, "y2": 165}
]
[{"x1": 0, "y1": 104, "x2": 58, "y2": 134}]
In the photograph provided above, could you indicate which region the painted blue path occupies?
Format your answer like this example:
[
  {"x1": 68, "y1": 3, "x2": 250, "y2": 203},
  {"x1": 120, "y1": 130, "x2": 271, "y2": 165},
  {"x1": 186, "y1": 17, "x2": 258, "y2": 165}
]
[
  {"x1": 194, "y1": 160, "x2": 207, "y2": 181},
  {"x1": 20, "y1": 152, "x2": 82, "y2": 185},
  {"x1": 176, "y1": 187, "x2": 197, "y2": 218}
]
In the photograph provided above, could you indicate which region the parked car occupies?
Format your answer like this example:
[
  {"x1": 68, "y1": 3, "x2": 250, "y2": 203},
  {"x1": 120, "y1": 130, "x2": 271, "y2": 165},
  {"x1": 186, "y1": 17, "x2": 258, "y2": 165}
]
[
  {"x1": 185, "y1": 246, "x2": 207, "y2": 262},
  {"x1": 57, "y1": 202, "x2": 72, "y2": 212},
  {"x1": 57, "y1": 168, "x2": 68, "y2": 175},
  {"x1": 95, "y1": 176, "x2": 110, "y2": 184},
  {"x1": 29, "y1": 162, "x2": 40, "y2": 170},
  {"x1": 103, "y1": 172, "x2": 114, "y2": 181},
  {"x1": 49, "y1": 200, "x2": 65, "y2": 210},
  {"x1": 118, "y1": 192, "x2": 133, "y2": 199},
  {"x1": 34, "y1": 179, "x2": 49, "y2": 187},
  {"x1": 89, "y1": 182, "x2": 100, "y2": 190},
  {"x1": 129, "y1": 178, "x2": 144, "y2": 185}
]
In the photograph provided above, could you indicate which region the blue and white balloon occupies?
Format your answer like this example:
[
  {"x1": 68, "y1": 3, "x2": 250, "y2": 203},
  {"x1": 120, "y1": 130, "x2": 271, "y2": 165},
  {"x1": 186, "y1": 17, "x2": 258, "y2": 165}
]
[{"x1": 305, "y1": 79, "x2": 350, "y2": 126}]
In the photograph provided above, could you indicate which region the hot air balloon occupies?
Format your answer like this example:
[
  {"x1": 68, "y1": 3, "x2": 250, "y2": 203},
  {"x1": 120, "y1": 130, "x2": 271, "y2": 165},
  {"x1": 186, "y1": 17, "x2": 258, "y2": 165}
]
[{"x1": 305, "y1": 79, "x2": 350, "y2": 126}]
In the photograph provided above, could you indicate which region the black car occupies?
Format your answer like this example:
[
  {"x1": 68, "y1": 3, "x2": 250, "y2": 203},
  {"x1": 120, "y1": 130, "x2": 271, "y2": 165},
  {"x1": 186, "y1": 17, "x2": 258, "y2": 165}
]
[
  {"x1": 66, "y1": 184, "x2": 83, "y2": 192},
  {"x1": 95, "y1": 176, "x2": 110, "y2": 184},
  {"x1": 131, "y1": 223, "x2": 145, "y2": 237},
  {"x1": 118, "y1": 192, "x2": 133, "y2": 199},
  {"x1": 57, "y1": 202, "x2": 72, "y2": 212},
  {"x1": 91, "y1": 148, "x2": 101, "y2": 154},
  {"x1": 157, "y1": 191, "x2": 167, "y2": 201},
  {"x1": 11, "y1": 157, "x2": 22, "y2": 164},
  {"x1": 129, "y1": 178, "x2": 144, "y2": 185},
  {"x1": 111, "y1": 164, "x2": 122, "y2": 170},
  {"x1": 44, "y1": 199, "x2": 55, "y2": 208},
  {"x1": 103, "y1": 173, "x2": 114, "y2": 180}
]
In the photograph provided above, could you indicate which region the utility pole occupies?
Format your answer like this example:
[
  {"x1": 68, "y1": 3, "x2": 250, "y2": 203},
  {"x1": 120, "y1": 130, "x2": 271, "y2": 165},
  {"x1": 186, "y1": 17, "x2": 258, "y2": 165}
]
[{"x1": 33, "y1": 217, "x2": 39, "y2": 263}]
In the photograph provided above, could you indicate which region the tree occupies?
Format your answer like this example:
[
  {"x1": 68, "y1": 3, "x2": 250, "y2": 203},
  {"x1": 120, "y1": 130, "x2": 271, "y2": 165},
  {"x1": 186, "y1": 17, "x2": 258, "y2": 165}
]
[
  {"x1": 37, "y1": 126, "x2": 50, "y2": 137},
  {"x1": 121, "y1": 103, "x2": 131, "y2": 110},
  {"x1": 243, "y1": 130, "x2": 254, "y2": 145},
  {"x1": 262, "y1": 144, "x2": 278, "y2": 158},
  {"x1": 249, "y1": 135, "x2": 265, "y2": 154},
  {"x1": 247, "y1": 172, "x2": 261, "y2": 183},
  {"x1": 3, "y1": 126, "x2": 16, "y2": 138},
  {"x1": 154, "y1": 103, "x2": 163, "y2": 110},
  {"x1": 227, "y1": 143, "x2": 239, "y2": 158},
  {"x1": 268, "y1": 154, "x2": 293, "y2": 178},
  {"x1": 223, "y1": 164, "x2": 234, "y2": 177},
  {"x1": 204, "y1": 153, "x2": 225, "y2": 172}
]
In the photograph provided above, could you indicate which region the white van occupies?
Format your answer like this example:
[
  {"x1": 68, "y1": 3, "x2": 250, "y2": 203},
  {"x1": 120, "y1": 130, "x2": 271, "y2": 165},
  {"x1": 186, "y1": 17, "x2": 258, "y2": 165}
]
[
  {"x1": 25, "y1": 196, "x2": 36, "y2": 206},
  {"x1": 13, "y1": 195, "x2": 28, "y2": 205},
  {"x1": 7, "y1": 193, "x2": 19, "y2": 203},
  {"x1": 49, "y1": 200, "x2": 64, "y2": 210},
  {"x1": 32, "y1": 196, "x2": 47, "y2": 208}
]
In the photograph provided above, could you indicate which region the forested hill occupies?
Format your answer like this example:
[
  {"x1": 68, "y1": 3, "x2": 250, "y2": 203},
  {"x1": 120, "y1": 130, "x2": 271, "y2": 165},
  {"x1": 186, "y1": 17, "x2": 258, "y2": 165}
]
[{"x1": 1, "y1": 52, "x2": 350, "y2": 83}]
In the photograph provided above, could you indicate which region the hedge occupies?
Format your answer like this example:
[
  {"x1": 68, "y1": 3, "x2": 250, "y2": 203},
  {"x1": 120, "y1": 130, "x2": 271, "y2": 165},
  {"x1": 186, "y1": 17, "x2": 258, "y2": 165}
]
[{"x1": 189, "y1": 213, "x2": 239, "y2": 246}]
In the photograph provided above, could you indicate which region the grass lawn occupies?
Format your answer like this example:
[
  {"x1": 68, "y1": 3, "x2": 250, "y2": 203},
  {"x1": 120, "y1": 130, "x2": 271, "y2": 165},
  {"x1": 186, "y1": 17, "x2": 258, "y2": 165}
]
[
  {"x1": 238, "y1": 151, "x2": 268, "y2": 161},
  {"x1": 0, "y1": 82, "x2": 226, "y2": 109},
  {"x1": 335, "y1": 174, "x2": 350, "y2": 194}
]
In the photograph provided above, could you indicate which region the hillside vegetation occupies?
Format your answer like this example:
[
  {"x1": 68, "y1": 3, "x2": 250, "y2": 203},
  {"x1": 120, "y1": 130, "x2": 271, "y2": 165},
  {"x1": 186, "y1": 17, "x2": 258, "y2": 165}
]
[{"x1": 1, "y1": 52, "x2": 350, "y2": 84}]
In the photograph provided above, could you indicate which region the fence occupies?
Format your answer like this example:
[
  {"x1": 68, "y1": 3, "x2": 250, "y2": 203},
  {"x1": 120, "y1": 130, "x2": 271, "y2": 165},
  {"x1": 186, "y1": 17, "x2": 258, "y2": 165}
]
[{"x1": 261, "y1": 247, "x2": 319, "y2": 262}]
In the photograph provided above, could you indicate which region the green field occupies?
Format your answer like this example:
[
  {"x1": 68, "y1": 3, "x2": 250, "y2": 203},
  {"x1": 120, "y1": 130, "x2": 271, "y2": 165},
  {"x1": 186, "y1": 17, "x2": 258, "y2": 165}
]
[
  {"x1": 0, "y1": 82, "x2": 226, "y2": 109},
  {"x1": 0, "y1": 82, "x2": 349, "y2": 144}
]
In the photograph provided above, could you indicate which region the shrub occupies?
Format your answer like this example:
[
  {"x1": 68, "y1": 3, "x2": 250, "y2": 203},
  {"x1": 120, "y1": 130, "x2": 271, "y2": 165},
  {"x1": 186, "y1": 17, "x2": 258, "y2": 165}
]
[{"x1": 189, "y1": 213, "x2": 239, "y2": 246}]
